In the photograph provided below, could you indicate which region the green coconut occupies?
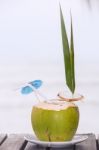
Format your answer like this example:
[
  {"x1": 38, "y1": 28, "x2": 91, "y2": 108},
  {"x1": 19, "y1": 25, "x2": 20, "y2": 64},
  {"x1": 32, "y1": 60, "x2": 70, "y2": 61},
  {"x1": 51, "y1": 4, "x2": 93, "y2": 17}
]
[{"x1": 31, "y1": 100, "x2": 79, "y2": 141}]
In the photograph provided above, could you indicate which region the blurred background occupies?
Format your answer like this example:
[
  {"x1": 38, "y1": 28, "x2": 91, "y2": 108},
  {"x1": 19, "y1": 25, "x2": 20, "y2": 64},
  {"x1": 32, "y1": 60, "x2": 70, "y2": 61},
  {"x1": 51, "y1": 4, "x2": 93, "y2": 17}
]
[{"x1": 0, "y1": 0, "x2": 99, "y2": 134}]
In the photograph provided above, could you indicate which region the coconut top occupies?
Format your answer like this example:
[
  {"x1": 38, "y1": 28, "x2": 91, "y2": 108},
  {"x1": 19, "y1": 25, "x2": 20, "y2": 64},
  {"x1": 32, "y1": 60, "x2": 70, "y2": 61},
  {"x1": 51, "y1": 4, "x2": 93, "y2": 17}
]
[{"x1": 34, "y1": 100, "x2": 77, "y2": 111}]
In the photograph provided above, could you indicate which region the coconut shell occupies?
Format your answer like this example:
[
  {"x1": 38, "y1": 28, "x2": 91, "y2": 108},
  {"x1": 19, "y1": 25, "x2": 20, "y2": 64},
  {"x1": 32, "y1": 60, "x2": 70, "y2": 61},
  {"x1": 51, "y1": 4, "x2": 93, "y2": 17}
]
[{"x1": 31, "y1": 102, "x2": 79, "y2": 141}]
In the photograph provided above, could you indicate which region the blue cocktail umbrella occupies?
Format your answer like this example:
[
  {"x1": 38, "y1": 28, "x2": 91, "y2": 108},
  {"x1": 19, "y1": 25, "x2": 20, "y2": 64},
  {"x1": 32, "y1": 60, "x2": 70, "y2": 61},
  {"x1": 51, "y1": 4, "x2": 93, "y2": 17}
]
[
  {"x1": 21, "y1": 80, "x2": 43, "y2": 94},
  {"x1": 21, "y1": 80, "x2": 47, "y2": 101}
]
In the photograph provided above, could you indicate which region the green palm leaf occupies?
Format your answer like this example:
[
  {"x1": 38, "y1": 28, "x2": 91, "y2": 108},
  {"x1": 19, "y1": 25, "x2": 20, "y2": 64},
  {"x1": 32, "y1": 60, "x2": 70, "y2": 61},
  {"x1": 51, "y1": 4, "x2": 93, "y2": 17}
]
[
  {"x1": 60, "y1": 6, "x2": 75, "y2": 94},
  {"x1": 70, "y1": 15, "x2": 75, "y2": 93}
]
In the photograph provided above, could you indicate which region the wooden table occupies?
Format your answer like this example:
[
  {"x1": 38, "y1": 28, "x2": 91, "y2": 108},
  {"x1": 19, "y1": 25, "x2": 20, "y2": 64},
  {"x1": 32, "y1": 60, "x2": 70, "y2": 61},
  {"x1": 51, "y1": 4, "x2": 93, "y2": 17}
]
[{"x1": 0, "y1": 133, "x2": 98, "y2": 150}]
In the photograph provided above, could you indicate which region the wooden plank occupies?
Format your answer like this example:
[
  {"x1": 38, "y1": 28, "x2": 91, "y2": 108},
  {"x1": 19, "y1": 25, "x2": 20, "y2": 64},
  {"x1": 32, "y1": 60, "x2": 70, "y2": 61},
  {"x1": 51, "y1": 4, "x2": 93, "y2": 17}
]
[
  {"x1": 25, "y1": 142, "x2": 74, "y2": 150},
  {"x1": 25, "y1": 143, "x2": 74, "y2": 150},
  {"x1": 75, "y1": 134, "x2": 97, "y2": 150},
  {"x1": 0, "y1": 133, "x2": 95, "y2": 150},
  {"x1": 96, "y1": 135, "x2": 99, "y2": 150},
  {"x1": 24, "y1": 142, "x2": 46, "y2": 150},
  {"x1": 0, "y1": 134, "x2": 27, "y2": 150},
  {"x1": 50, "y1": 145, "x2": 74, "y2": 150},
  {"x1": 0, "y1": 134, "x2": 7, "y2": 145}
]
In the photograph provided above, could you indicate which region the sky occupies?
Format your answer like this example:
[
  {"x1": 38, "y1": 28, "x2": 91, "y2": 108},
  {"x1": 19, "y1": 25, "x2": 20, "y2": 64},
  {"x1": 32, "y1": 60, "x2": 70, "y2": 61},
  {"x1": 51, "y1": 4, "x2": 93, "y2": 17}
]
[
  {"x1": 0, "y1": 0, "x2": 99, "y2": 67},
  {"x1": 0, "y1": 0, "x2": 99, "y2": 97},
  {"x1": 0, "y1": 0, "x2": 99, "y2": 99}
]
